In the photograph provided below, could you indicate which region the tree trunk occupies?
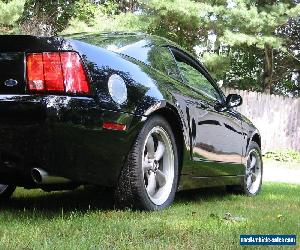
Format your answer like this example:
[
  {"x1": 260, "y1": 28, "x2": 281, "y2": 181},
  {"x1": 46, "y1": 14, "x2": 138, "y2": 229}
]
[{"x1": 263, "y1": 43, "x2": 274, "y2": 94}]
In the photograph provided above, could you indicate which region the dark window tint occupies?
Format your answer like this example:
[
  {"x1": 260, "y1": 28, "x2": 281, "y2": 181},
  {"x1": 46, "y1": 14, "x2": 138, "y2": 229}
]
[
  {"x1": 174, "y1": 54, "x2": 222, "y2": 101},
  {"x1": 150, "y1": 47, "x2": 181, "y2": 80},
  {"x1": 75, "y1": 34, "x2": 153, "y2": 64}
]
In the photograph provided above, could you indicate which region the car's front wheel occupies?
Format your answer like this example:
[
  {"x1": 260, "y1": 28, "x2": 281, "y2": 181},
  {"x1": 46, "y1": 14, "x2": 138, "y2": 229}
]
[
  {"x1": 243, "y1": 142, "x2": 263, "y2": 196},
  {"x1": 115, "y1": 115, "x2": 178, "y2": 210},
  {"x1": 227, "y1": 141, "x2": 263, "y2": 196},
  {"x1": 0, "y1": 184, "x2": 16, "y2": 201}
]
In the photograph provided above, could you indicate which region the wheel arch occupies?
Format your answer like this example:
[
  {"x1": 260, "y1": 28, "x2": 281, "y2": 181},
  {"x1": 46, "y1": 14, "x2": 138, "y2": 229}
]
[
  {"x1": 251, "y1": 132, "x2": 261, "y2": 149},
  {"x1": 145, "y1": 104, "x2": 184, "y2": 177}
]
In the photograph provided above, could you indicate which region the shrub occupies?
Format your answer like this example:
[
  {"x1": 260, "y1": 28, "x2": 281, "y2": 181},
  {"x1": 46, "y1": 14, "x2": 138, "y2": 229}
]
[{"x1": 264, "y1": 149, "x2": 300, "y2": 163}]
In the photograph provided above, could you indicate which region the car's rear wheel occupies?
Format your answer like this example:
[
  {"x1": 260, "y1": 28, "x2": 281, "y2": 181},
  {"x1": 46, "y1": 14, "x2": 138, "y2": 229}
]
[
  {"x1": 0, "y1": 184, "x2": 16, "y2": 201},
  {"x1": 227, "y1": 141, "x2": 262, "y2": 196},
  {"x1": 115, "y1": 115, "x2": 178, "y2": 210}
]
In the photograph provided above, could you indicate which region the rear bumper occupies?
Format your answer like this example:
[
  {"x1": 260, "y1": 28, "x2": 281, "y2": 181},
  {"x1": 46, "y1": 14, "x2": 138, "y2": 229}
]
[{"x1": 0, "y1": 94, "x2": 144, "y2": 187}]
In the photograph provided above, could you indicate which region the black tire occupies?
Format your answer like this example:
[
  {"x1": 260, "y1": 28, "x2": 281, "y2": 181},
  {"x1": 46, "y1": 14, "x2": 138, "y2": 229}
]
[
  {"x1": 227, "y1": 141, "x2": 263, "y2": 196},
  {"x1": 0, "y1": 184, "x2": 16, "y2": 201},
  {"x1": 115, "y1": 115, "x2": 179, "y2": 211}
]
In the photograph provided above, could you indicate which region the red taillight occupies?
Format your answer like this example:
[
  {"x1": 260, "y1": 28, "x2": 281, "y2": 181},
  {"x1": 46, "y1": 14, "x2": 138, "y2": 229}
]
[
  {"x1": 43, "y1": 53, "x2": 64, "y2": 92},
  {"x1": 27, "y1": 54, "x2": 44, "y2": 91},
  {"x1": 26, "y1": 52, "x2": 90, "y2": 94},
  {"x1": 60, "y1": 52, "x2": 90, "y2": 94}
]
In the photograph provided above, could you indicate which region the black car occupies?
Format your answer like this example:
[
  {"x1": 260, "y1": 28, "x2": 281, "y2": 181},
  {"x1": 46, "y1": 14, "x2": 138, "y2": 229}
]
[{"x1": 0, "y1": 32, "x2": 262, "y2": 210}]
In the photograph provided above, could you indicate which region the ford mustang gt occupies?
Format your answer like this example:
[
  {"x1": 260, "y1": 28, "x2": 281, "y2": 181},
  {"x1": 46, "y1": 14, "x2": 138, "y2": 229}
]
[{"x1": 0, "y1": 32, "x2": 262, "y2": 210}]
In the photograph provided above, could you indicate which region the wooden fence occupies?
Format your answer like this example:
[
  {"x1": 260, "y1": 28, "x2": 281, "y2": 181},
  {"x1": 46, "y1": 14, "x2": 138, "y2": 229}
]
[{"x1": 223, "y1": 88, "x2": 300, "y2": 153}]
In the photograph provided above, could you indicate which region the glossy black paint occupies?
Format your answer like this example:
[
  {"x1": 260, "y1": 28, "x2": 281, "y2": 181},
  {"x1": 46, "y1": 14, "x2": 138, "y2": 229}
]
[{"x1": 0, "y1": 33, "x2": 261, "y2": 190}]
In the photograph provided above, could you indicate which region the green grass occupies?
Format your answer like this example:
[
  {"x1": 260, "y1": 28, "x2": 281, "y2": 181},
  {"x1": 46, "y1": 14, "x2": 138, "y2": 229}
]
[{"x1": 0, "y1": 183, "x2": 299, "y2": 250}]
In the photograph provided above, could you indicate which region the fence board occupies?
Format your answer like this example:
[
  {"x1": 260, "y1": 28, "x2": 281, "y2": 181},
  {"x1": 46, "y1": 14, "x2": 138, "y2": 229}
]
[{"x1": 223, "y1": 88, "x2": 300, "y2": 153}]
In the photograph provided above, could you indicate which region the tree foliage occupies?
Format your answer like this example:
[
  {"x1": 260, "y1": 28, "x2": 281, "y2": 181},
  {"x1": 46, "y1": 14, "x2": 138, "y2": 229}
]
[
  {"x1": 142, "y1": 0, "x2": 300, "y2": 95},
  {"x1": 21, "y1": 0, "x2": 75, "y2": 35},
  {"x1": 0, "y1": 0, "x2": 299, "y2": 96},
  {"x1": 0, "y1": 0, "x2": 25, "y2": 34}
]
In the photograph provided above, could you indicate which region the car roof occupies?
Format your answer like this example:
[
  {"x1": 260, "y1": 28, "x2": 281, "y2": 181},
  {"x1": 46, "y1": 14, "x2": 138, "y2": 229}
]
[
  {"x1": 66, "y1": 31, "x2": 176, "y2": 48},
  {"x1": 65, "y1": 32, "x2": 183, "y2": 66}
]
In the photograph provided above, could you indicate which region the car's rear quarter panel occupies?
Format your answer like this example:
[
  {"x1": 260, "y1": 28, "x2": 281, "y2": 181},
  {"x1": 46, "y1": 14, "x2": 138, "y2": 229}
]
[
  {"x1": 64, "y1": 38, "x2": 197, "y2": 186},
  {"x1": 0, "y1": 36, "x2": 152, "y2": 187}
]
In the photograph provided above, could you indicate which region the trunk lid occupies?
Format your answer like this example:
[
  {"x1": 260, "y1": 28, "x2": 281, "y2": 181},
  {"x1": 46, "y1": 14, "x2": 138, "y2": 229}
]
[
  {"x1": 0, "y1": 52, "x2": 26, "y2": 94},
  {"x1": 0, "y1": 35, "x2": 72, "y2": 94}
]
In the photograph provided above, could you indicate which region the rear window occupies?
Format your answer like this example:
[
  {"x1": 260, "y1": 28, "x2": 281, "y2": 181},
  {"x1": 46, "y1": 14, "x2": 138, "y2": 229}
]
[{"x1": 74, "y1": 34, "x2": 153, "y2": 65}]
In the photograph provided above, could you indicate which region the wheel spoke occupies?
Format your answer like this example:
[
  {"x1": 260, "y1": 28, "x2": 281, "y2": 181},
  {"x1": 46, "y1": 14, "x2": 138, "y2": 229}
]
[
  {"x1": 246, "y1": 174, "x2": 252, "y2": 188},
  {"x1": 146, "y1": 135, "x2": 155, "y2": 158},
  {"x1": 146, "y1": 172, "x2": 156, "y2": 196},
  {"x1": 250, "y1": 155, "x2": 256, "y2": 169},
  {"x1": 156, "y1": 170, "x2": 167, "y2": 188},
  {"x1": 251, "y1": 172, "x2": 257, "y2": 182},
  {"x1": 155, "y1": 141, "x2": 165, "y2": 161},
  {"x1": 143, "y1": 155, "x2": 153, "y2": 172},
  {"x1": 143, "y1": 161, "x2": 152, "y2": 172}
]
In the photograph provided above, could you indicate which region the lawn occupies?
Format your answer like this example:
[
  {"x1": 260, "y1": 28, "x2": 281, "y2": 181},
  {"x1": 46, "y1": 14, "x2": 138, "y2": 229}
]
[{"x1": 0, "y1": 183, "x2": 299, "y2": 250}]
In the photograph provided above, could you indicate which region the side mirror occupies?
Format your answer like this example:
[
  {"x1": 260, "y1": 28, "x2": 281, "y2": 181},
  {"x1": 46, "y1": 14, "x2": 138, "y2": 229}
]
[{"x1": 226, "y1": 94, "x2": 243, "y2": 108}]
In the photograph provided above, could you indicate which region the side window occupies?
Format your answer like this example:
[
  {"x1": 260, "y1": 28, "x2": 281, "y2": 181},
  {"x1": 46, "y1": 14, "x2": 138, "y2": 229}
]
[
  {"x1": 173, "y1": 53, "x2": 222, "y2": 101},
  {"x1": 150, "y1": 46, "x2": 182, "y2": 81}
]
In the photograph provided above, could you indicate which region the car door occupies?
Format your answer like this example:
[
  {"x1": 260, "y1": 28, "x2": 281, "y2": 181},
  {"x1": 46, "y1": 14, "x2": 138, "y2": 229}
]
[{"x1": 170, "y1": 48, "x2": 246, "y2": 177}]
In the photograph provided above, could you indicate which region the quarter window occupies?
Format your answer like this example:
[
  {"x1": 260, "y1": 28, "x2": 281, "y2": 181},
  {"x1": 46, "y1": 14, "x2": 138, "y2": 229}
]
[
  {"x1": 173, "y1": 52, "x2": 222, "y2": 101},
  {"x1": 151, "y1": 47, "x2": 182, "y2": 81}
]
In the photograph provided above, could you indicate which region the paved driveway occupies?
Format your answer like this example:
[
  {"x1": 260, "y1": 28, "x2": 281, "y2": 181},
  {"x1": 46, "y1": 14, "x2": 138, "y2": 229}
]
[{"x1": 263, "y1": 160, "x2": 300, "y2": 185}]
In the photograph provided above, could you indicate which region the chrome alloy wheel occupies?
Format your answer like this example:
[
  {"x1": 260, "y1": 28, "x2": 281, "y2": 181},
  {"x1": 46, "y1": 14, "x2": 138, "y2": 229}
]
[
  {"x1": 142, "y1": 126, "x2": 175, "y2": 206},
  {"x1": 246, "y1": 149, "x2": 262, "y2": 194}
]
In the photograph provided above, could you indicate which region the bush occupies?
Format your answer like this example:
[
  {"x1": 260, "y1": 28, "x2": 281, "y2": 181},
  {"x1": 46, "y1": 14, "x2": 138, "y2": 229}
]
[{"x1": 264, "y1": 149, "x2": 300, "y2": 163}]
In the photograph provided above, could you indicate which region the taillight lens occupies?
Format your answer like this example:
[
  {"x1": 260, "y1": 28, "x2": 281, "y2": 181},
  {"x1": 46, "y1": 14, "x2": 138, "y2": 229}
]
[
  {"x1": 27, "y1": 54, "x2": 44, "y2": 91},
  {"x1": 26, "y1": 52, "x2": 90, "y2": 94},
  {"x1": 43, "y1": 53, "x2": 65, "y2": 92}
]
